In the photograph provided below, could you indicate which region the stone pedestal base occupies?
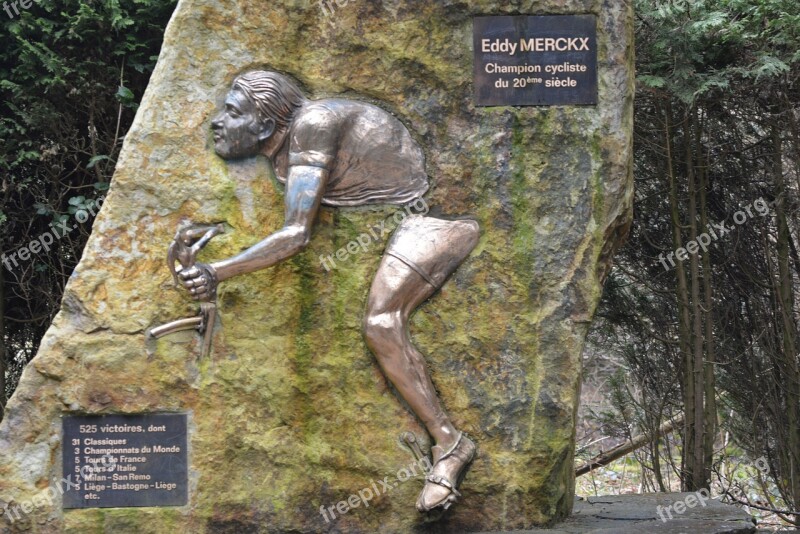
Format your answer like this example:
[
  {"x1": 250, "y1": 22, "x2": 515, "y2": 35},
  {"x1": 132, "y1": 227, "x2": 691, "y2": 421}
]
[{"x1": 487, "y1": 494, "x2": 757, "y2": 534}]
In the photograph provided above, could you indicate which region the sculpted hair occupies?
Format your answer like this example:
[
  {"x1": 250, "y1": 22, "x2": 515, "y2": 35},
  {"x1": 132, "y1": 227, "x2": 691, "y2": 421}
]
[{"x1": 232, "y1": 71, "x2": 306, "y2": 132}]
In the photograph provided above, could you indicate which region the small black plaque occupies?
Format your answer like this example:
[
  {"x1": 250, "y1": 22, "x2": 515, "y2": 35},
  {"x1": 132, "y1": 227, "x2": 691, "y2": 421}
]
[
  {"x1": 62, "y1": 413, "x2": 188, "y2": 509},
  {"x1": 474, "y1": 15, "x2": 597, "y2": 106}
]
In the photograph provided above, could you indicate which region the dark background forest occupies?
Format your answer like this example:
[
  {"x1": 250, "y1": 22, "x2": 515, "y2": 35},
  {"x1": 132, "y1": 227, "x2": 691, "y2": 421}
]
[{"x1": 1, "y1": 0, "x2": 799, "y2": 529}]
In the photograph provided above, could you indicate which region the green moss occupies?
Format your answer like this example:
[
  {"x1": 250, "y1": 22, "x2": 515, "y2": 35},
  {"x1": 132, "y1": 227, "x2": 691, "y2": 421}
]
[{"x1": 510, "y1": 112, "x2": 536, "y2": 271}]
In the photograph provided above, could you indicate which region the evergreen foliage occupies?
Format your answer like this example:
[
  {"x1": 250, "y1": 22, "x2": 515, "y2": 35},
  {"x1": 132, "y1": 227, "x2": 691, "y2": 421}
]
[
  {"x1": 0, "y1": 0, "x2": 176, "y2": 417},
  {"x1": 587, "y1": 0, "x2": 800, "y2": 521}
]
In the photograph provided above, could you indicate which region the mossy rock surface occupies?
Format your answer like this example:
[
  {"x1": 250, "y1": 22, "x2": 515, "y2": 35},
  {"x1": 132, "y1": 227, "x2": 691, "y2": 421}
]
[{"x1": 0, "y1": 0, "x2": 633, "y2": 532}]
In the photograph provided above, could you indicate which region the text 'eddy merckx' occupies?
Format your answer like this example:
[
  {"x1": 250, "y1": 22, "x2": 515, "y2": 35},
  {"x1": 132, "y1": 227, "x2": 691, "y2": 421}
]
[{"x1": 481, "y1": 37, "x2": 591, "y2": 56}]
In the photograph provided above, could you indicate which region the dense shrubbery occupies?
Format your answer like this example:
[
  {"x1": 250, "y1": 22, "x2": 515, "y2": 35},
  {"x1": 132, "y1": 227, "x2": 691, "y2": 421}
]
[
  {"x1": 0, "y1": 0, "x2": 176, "y2": 417},
  {"x1": 585, "y1": 0, "x2": 800, "y2": 524}
]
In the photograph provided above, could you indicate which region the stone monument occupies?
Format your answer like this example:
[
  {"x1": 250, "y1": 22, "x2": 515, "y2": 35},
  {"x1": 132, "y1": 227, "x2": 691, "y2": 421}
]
[{"x1": 0, "y1": 0, "x2": 633, "y2": 532}]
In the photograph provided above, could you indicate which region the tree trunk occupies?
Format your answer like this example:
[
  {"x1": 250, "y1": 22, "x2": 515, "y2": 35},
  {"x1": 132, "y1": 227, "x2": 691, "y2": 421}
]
[
  {"x1": 773, "y1": 122, "x2": 800, "y2": 512},
  {"x1": 664, "y1": 101, "x2": 695, "y2": 490},
  {"x1": 685, "y1": 107, "x2": 707, "y2": 490},
  {"x1": 697, "y1": 116, "x2": 716, "y2": 487},
  {"x1": 576, "y1": 416, "x2": 684, "y2": 477},
  {"x1": 0, "y1": 267, "x2": 6, "y2": 422}
]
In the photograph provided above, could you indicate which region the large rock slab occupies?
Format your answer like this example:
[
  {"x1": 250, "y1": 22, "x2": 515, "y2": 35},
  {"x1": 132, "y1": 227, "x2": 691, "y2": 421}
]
[
  {"x1": 485, "y1": 494, "x2": 757, "y2": 533},
  {"x1": 0, "y1": 0, "x2": 633, "y2": 532}
]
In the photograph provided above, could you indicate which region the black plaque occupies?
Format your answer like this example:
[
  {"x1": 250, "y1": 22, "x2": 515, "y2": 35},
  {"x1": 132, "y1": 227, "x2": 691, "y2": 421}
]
[
  {"x1": 62, "y1": 413, "x2": 188, "y2": 509},
  {"x1": 474, "y1": 15, "x2": 597, "y2": 106}
]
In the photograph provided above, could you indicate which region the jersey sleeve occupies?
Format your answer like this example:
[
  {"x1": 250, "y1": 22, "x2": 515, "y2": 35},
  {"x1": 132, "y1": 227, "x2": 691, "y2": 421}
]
[{"x1": 288, "y1": 105, "x2": 339, "y2": 171}]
